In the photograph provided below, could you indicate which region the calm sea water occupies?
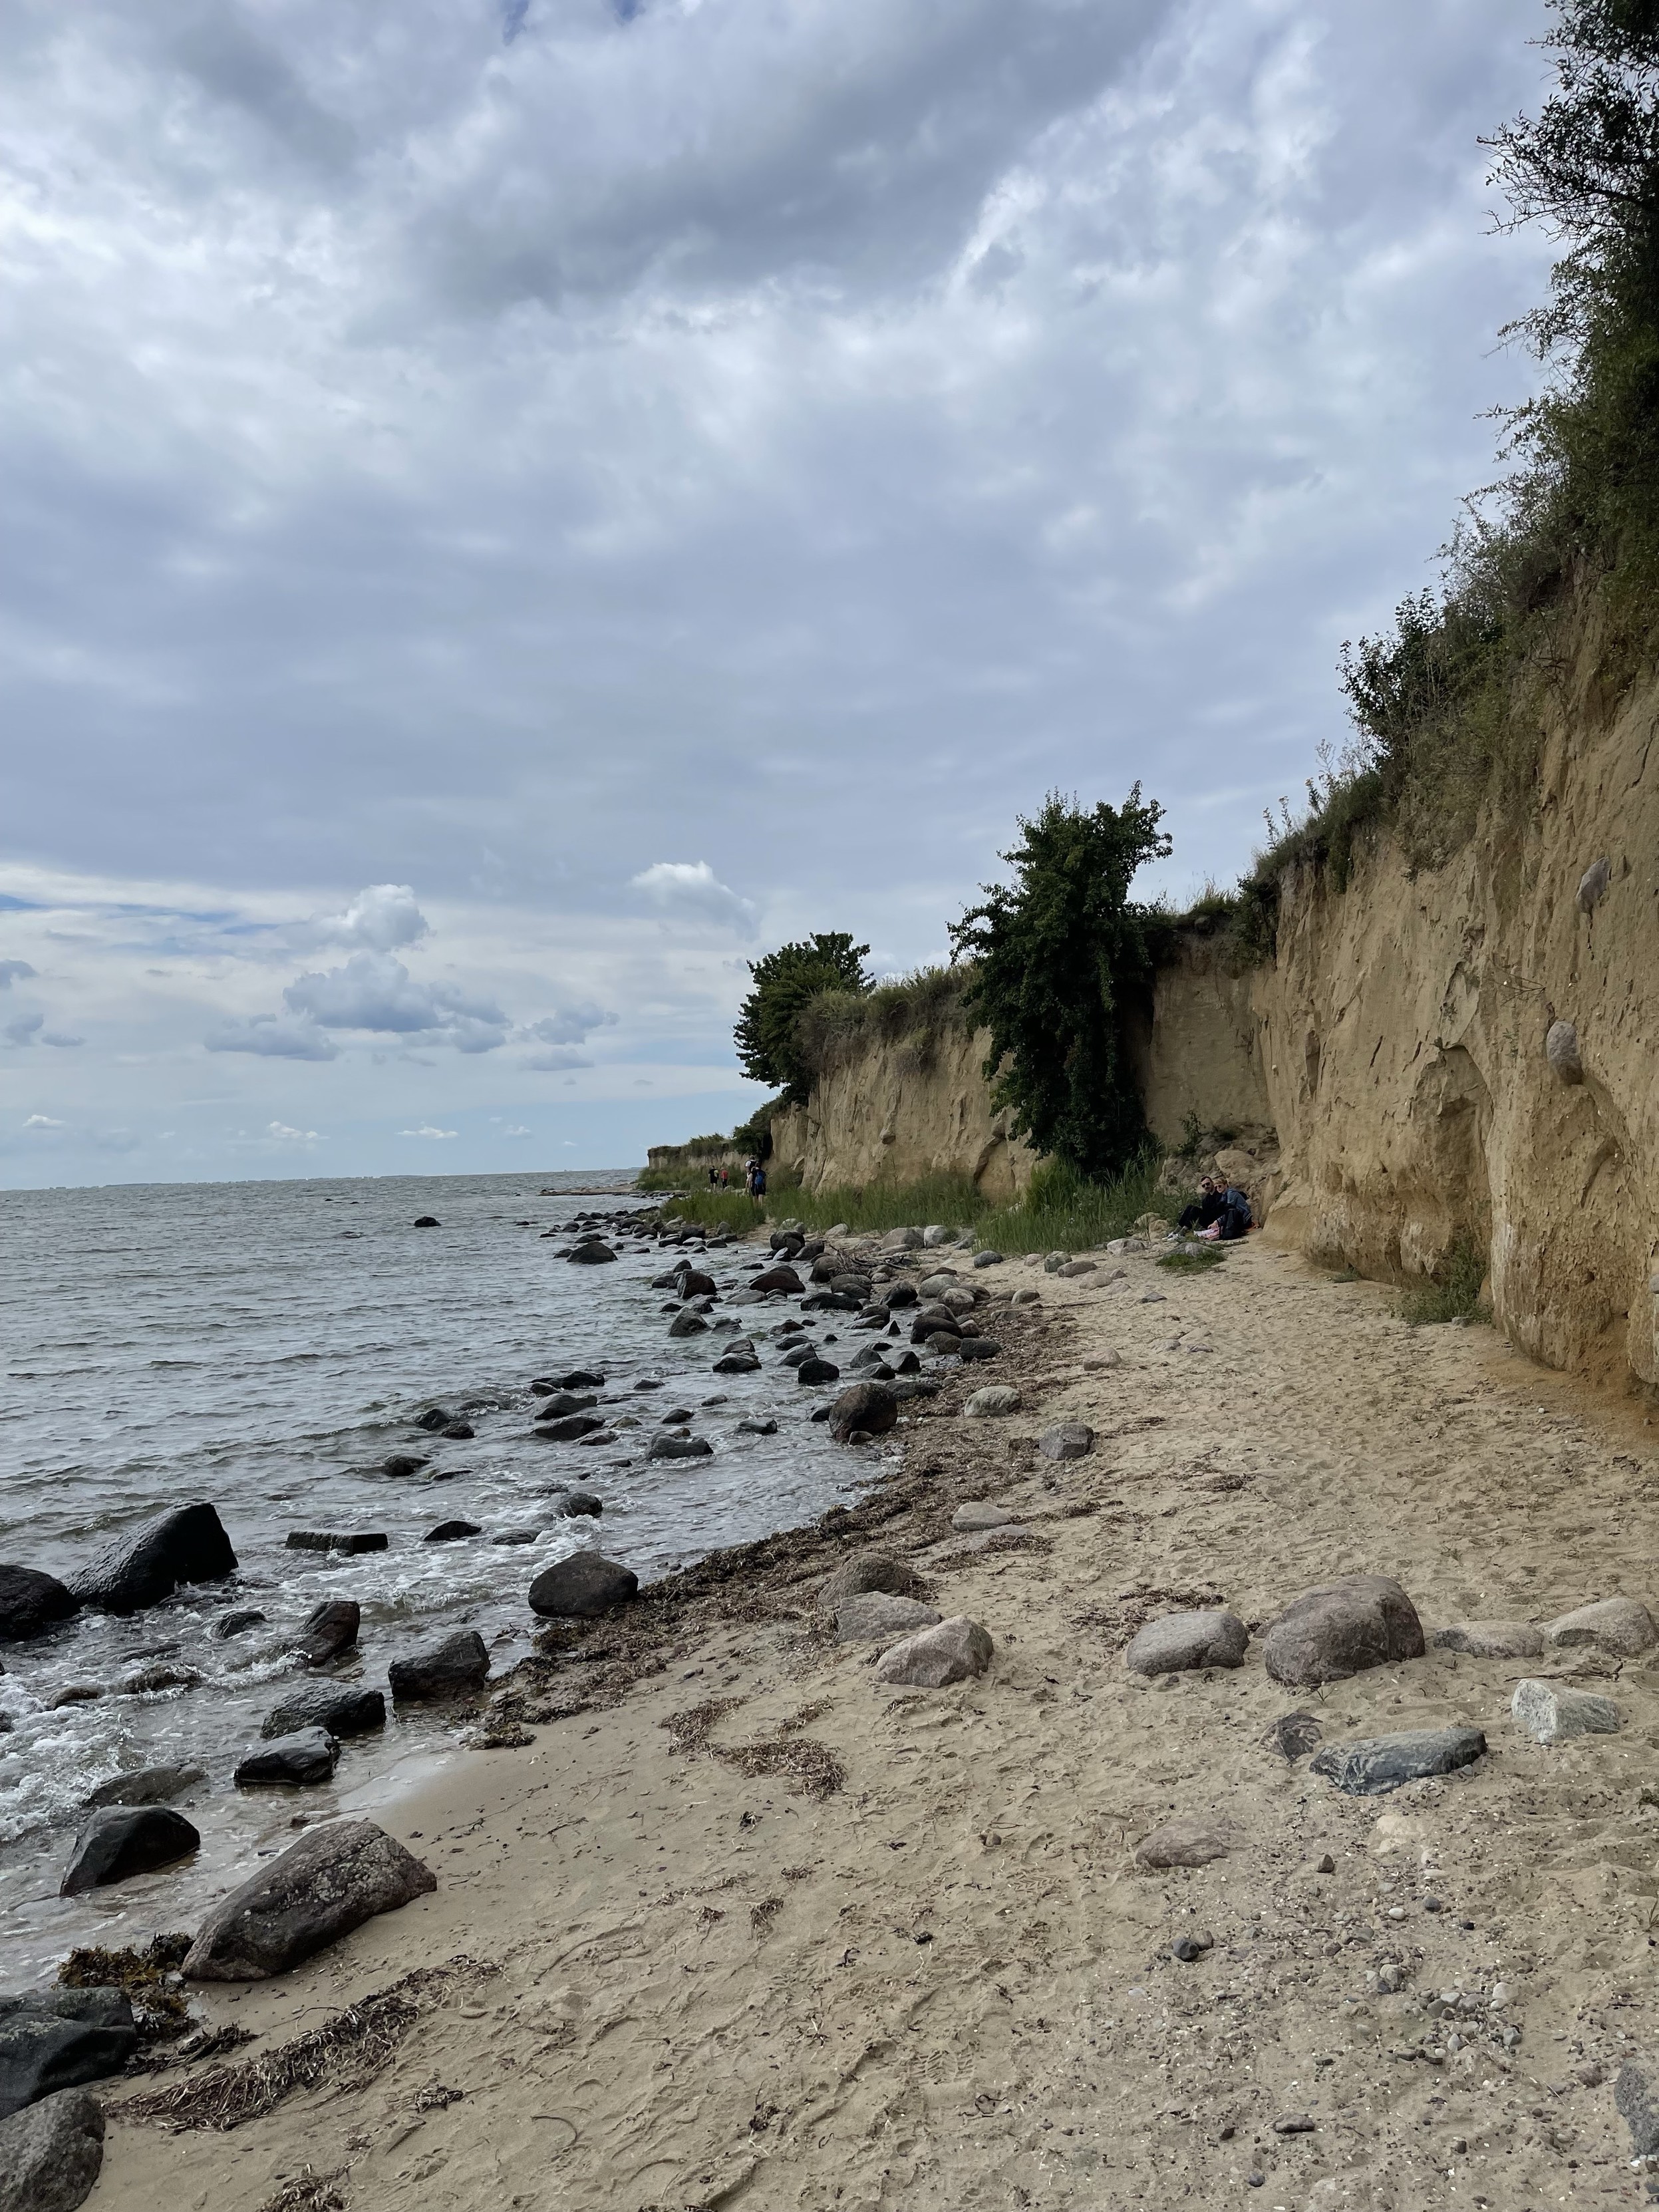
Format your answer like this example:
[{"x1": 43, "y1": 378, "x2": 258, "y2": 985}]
[{"x1": 0, "y1": 1172, "x2": 869, "y2": 1980}]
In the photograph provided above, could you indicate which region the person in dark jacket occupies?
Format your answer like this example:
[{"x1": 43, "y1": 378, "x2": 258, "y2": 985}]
[
  {"x1": 1216, "y1": 1183, "x2": 1253, "y2": 1239},
  {"x1": 1177, "y1": 1177, "x2": 1225, "y2": 1232}
]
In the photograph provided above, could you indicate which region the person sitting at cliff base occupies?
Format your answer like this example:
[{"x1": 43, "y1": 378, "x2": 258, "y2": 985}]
[{"x1": 1177, "y1": 1177, "x2": 1225, "y2": 1233}]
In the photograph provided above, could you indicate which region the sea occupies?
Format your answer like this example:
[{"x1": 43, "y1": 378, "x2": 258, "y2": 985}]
[{"x1": 0, "y1": 1171, "x2": 870, "y2": 1982}]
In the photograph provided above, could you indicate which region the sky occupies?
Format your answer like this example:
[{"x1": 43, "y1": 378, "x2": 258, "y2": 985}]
[{"x1": 0, "y1": 0, "x2": 1558, "y2": 1187}]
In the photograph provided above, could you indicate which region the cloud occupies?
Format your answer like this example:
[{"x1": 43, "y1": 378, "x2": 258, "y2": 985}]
[
  {"x1": 5, "y1": 1014, "x2": 43, "y2": 1046},
  {"x1": 0, "y1": 961, "x2": 36, "y2": 989},
  {"x1": 204, "y1": 1014, "x2": 340, "y2": 1060},
  {"x1": 268, "y1": 1120, "x2": 321, "y2": 1142},
  {"x1": 524, "y1": 1003, "x2": 615, "y2": 1047},
  {"x1": 522, "y1": 1046, "x2": 592, "y2": 1071},
  {"x1": 23, "y1": 1114, "x2": 64, "y2": 1129},
  {"x1": 631, "y1": 863, "x2": 756, "y2": 936},
  {"x1": 399, "y1": 1124, "x2": 458, "y2": 1138},
  {"x1": 500, "y1": 1122, "x2": 532, "y2": 1136},
  {"x1": 40, "y1": 1030, "x2": 84, "y2": 1048},
  {"x1": 283, "y1": 952, "x2": 507, "y2": 1049},
  {"x1": 313, "y1": 884, "x2": 430, "y2": 952}
]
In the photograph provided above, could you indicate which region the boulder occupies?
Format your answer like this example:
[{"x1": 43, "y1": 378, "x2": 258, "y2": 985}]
[
  {"x1": 819, "y1": 1551, "x2": 913, "y2": 1609},
  {"x1": 285, "y1": 1530, "x2": 386, "y2": 1556},
  {"x1": 874, "y1": 1616, "x2": 994, "y2": 1688},
  {"x1": 84, "y1": 1764, "x2": 205, "y2": 1809},
  {"x1": 234, "y1": 1728, "x2": 339, "y2": 1787},
  {"x1": 965, "y1": 1386, "x2": 1022, "y2": 1418},
  {"x1": 528, "y1": 1553, "x2": 638, "y2": 1618},
  {"x1": 921, "y1": 1225, "x2": 953, "y2": 1247},
  {"x1": 59, "y1": 1806, "x2": 200, "y2": 1895},
  {"x1": 780, "y1": 1341, "x2": 818, "y2": 1368},
  {"x1": 1057, "y1": 1259, "x2": 1096, "y2": 1278},
  {"x1": 549, "y1": 1368, "x2": 605, "y2": 1390},
  {"x1": 958, "y1": 1338, "x2": 1003, "y2": 1363},
  {"x1": 667, "y1": 1311, "x2": 708, "y2": 1339},
  {"x1": 67, "y1": 1504, "x2": 236, "y2": 1615},
  {"x1": 0, "y1": 1992, "x2": 136, "y2": 2120},
  {"x1": 1545, "y1": 1595, "x2": 1657, "y2": 1657},
  {"x1": 1133, "y1": 1819, "x2": 1230, "y2": 1869},
  {"x1": 119, "y1": 1662, "x2": 201, "y2": 1696},
  {"x1": 183, "y1": 1819, "x2": 437, "y2": 1982},
  {"x1": 828, "y1": 1382, "x2": 899, "y2": 1444},
  {"x1": 925, "y1": 1332, "x2": 965, "y2": 1357},
  {"x1": 0, "y1": 1567, "x2": 78, "y2": 1644},
  {"x1": 1126, "y1": 1609, "x2": 1249, "y2": 1676},
  {"x1": 1432, "y1": 1620, "x2": 1545, "y2": 1659},
  {"x1": 883, "y1": 1227, "x2": 925, "y2": 1250},
  {"x1": 881, "y1": 1283, "x2": 917, "y2": 1309},
  {"x1": 440, "y1": 1419, "x2": 474, "y2": 1440},
  {"x1": 424, "y1": 1519, "x2": 482, "y2": 1543},
  {"x1": 388, "y1": 1631, "x2": 489, "y2": 1702},
  {"x1": 1038, "y1": 1422, "x2": 1094, "y2": 1461},
  {"x1": 1261, "y1": 1574, "x2": 1425, "y2": 1687},
  {"x1": 0, "y1": 2086, "x2": 105, "y2": 2212},
  {"x1": 712, "y1": 1350, "x2": 762, "y2": 1374},
  {"x1": 835, "y1": 1593, "x2": 942, "y2": 1643},
  {"x1": 533, "y1": 1392, "x2": 598, "y2": 1420},
  {"x1": 972, "y1": 1251, "x2": 1004, "y2": 1269},
  {"x1": 212, "y1": 1608, "x2": 266, "y2": 1639},
  {"x1": 262, "y1": 1685, "x2": 385, "y2": 1740},
  {"x1": 736, "y1": 1418, "x2": 777, "y2": 1436},
  {"x1": 413, "y1": 1215, "x2": 440, "y2": 1227},
  {"x1": 557, "y1": 1490, "x2": 604, "y2": 1516},
  {"x1": 415, "y1": 1406, "x2": 452, "y2": 1431},
  {"x1": 567, "y1": 1242, "x2": 617, "y2": 1264},
  {"x1": 292, "y1": 1599, "x2": 359, "y2": 1666},
  {"x1": 1545, "y1": 1018, "x2": 1583, "y2": 1084},
  {"x1": 534, "y1": 1412, "x2": 609, "y2": 1442},
  {"x1": 678, "y1": 1269, "x2": 717, "y2": 1298},
  {"x1": 796, "y1": 1357, "x2": 841, "y2": 1384},
  {"x1": 1511, "y1": 1677, "x2": 1620, "y2": 1745},
  {"x1": 750, "y1": 1265, "x2": 804, "y2": 1294},
  {"x1": 1310, "y1": 1725, "x2": 1486, "y2": 1796},
  {"x1": 648, "y1": 1433, "x2": 713, "y2": 1460},
  {"x1": 952, "y1": 1502, "x2": 1014, "y2": 1533},
  {"x1": 380, "y1": 1454, "x2": 429, "y2": 1478}
]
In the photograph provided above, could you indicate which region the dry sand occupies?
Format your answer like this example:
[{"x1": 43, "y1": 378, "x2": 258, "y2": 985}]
[{"x1": 88, "y1": 1237, "x2": 1659, "y2": 2210}]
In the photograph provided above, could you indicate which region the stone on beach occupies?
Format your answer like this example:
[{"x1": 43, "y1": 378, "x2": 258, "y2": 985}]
[
  {"x1": 965, "y1": 1386, "x2": 1022, "y2": 1417},
  {"x1": 388, "y1": 1630, "x2": 490, "y2": 1702},
  {"x1": 0, "y1": 1992, "x2": 136, "y2": 2121},
  {"x1": 828, "y1": 1382, "x2": 899, "y2": 1443},
  {"x1": 951, "y1": 1502, "x2": 1014, "y2": 1533},
  {"x1": 1038, "y1": 1422, "x2": 1094, "y2": 1460},
  {"x1": 1511, "y1": 1676, "x2": 1621, "y2": 1744},
  {"x1": 262, "y1": 1684, "x2": 385, "y2": 1740},
  {"x1": 835, "y1": 1593, "x2": 942, "y2": 1643},
  {"x1": 1310, "y1": 1725, "x2": 1486, "y2": 1795},
  {"x1": 184, "y1": 1818, "x2": 436, "y2": 1981},
  {"x1": 528, "y1": 1552, "x2": 637, "y2": 1617},
  {"x1": 1432, "y1": 1619, "x2": 1545, "y2": 1659},
  {"x1": 59, "y1": 1806, "x2": 200, "y2": 1895},
  {"x1": 83, "y1": 1763, "x2": 205, "y2": 1808},
  {"x1": 1262, "y1": 1573, "x2": 1425, "y2": 1686},
  {"x1": 1269, "y1": 1710, "x2": 1323, "y2": 1762},
  {"x1": 234, "y1": 1727, "x2": 339, "y2": 1786},
  {"x1": 0, "y1": 2087, "x2": 105, "y2": 2212},
  {"x1": 1125, "y1": 1608, "x2": 1249, "y2": 1676},
  {"x1": 0, "y1": 1567, "x2": 78, "y2": 1644},
  {"x1": 292, "y1": 1598, "x2": 360, "y2": 1666},
  {"x1": 67, "y1": 1503, "x2": 237, "y2": 1615},
  {"x1": 1133, "y1": 1818, "x2": 1231, "y2": 1869},
  {"x1": 972, "y1": 1251, "x2": 1004, "y2": 1268},
  {"x1": 533, "y1": 1392, "x2": 598, "y2": 1420},
  {"x1": 1616, "y1": 2060, "x2": 1659, "y2": 2156},
  {"x1": 1545, "y1": 1595, "x2": 1657, "y2": 1657},
  {"x1": 874, "y1": 1615, "x2": 994, "y2": 1688},
  {"x1": 957, "y1": 1337, "x2": 1003, "y2": 1362}
]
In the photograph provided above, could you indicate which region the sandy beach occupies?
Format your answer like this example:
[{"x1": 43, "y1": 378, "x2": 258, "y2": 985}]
[{"x1": 88, "y1": 1232, "x2": 1659, "y2": 2211}]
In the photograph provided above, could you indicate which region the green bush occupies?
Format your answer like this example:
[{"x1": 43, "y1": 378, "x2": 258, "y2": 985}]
[
  {"x1": 734, "y1": 935, "x2": 871, "y2": 1103},
  {"x1": 794, "y1": 965, "x2": 974, "y2": 1078},
  {"x1": 1397, "y1": 1237, "x2": 1490, "y2": 1327}
]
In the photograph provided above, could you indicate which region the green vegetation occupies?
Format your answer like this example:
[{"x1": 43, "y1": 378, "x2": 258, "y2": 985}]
[
  {"x1": 794, "y1": 964, "x2": 973, "y2": 1078},
  {"x1": 1397, "y1": 1235, "x2": 1491, "y2": 1327},
  {"x1": 1157, "y1": 1245, "x2": 1227, "y2": 1275},
  {"x1": 949, "y1": 790, "x2": 1171, "y2": 1181},
  {"x1": 975, "y1": 1155, "x2": 1165, "y2": 1255},
  {"x1": 734, "y1": 934, "x2": 871, "y2": 1102}
]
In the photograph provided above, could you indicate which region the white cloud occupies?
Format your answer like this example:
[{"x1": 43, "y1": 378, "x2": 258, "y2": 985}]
[
  {"x1": 631, "y1": 863, "x2": 757, "y2": 936},
  {"x1": 522, "y1": 1046, "x2": 592, "y2": 1072},
  {"x1": 500, "y1": 1123, "x2": 531, "y2": 1137},
  {"x1": 284, "y1": 952, "x2": 508, "y2": 1050},
  {"x1": 314, "y1": 884, "x2": 430, "y2": 952},
  {"x1": 399, "y1": 1124, "x2": 458, "y2": 1138},
  {"x1": 40, "y1": 1030, "x2": 83, "y2": 1048},
  {"x1": 267, "y1": 1120, "x2": 321, "y2": 1143},
  {"x1": 23, "y1": 1113, "x2": 64, "y2": 1129},
  {"x1": 0, "y1": 961, "x2": 36, "y2": 989},
  {"x1": 205, "y1": 1013, "x2": 339, "y2": 1060}
]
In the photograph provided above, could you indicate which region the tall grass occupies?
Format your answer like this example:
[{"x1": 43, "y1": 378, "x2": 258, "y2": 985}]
[
  {"x1": 975, "y1": 1156, "x2": 1165, "y2": 1255},
  {"x1": 1396, "y1": 1235, "x2": 1489, "y2": 1327}
]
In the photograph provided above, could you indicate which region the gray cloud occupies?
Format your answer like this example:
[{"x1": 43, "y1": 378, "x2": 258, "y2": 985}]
[
  {"x1": 205, "y1": 1013, "x2": 339, "y2": 1061},
  {"x1": 283, "y1": 951, "x2": 508, "y2": 1048},
  {"x1": 0, "y1": 961, "x2": 36, "y2": 988},
  {"x1": 523, "y1": 1003, "x2": 615, "y2": 1046},
  {"x1": 5, "y1": 1013, "x2": 43, "y2": 1046}
]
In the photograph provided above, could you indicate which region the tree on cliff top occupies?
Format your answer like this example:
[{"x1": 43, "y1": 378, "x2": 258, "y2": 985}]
[
  {"x1": 734, "y1": 933, "x2": 871, "y2": 1103},
  {"x1": 950, "y1": 790, "x2": 1170, "y2": 1182}
]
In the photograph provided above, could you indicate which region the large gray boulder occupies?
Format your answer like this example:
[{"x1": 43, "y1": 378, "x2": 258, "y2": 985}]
[
  {"x1": 0, "y1": 1994, "x2": 135, "y2": 2121},
  {"x1": 67, "y1": 1504, "x2": 236, "y2": 1615},
  {"x1": 528, "y1": 1552, "x2": 637, "y2": 1618},
  {"x1": 262, "y1": 1685, "x2": 385, "y2": 1740},
  {"x1": 83, "y1": 1764, "x2": 204, "y2": 1809},
  {"x1": 0, "y1": 1568, "x2": 77, "y2": 1644},
  {"x1": 388, "y1": 1631, "x2": 489, "y2": 1702},
  {"x1": 291, "y1": 1598, "x2": 359, "y2": 1666},
  {"x1": 874, "y1": 1616, "x2": 994, "y2": 1688},
  {"x1": 59, "y1": 1806, "x2": 199, "y2": 1895},
  {"x1": 1310, "y1": 1725, "x2": 1486, "y2": 1795},
  {"x1": 0, "y1": 2088, "x2": 105, "y2": 2212},
  {"x1": 1545, "y1": 1595, "x2": 1657, "y2": 1657},
  {"x1": 835, "y1": 1593, "x2": 941, "y2": 1644},
  {"x1": 647, "y1": 1433, "x2": 712, "y2": 1460},
  {"x1": 532, "y1": 1392, "x2": 597, "y2": 1420},
  {"x1": 1262, "y1": 1574, "x2": 1424, "y2": 1687},
  {"x1": 828, "y1": 1382, "x2": 899, "y2": 1443},
  {"x1": 183, "y1": 1819, "x2": 436, "y2": 1981},
  {"x1": 1125, "y1": 1609, "x2": 1248, "y2": 1676},
  {"x1": 818, "y1": 1551, "x2": 913, "y2": 1610},
  {"x1": 234, "y1": 1728, "x2": 339, "y2": 1787}
]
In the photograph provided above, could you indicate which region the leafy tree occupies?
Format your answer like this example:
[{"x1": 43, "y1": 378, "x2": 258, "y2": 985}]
[
  {"x1": 734, "y1": 933, "x2": 871, "y2": 1102},
  {"x1": 949, "y1": 790, "x2": 1171, "y2": 1181}
]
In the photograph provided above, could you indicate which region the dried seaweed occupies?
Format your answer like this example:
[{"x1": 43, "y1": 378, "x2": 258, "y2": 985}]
[
  {"x1": 58, "y1": 1933, "x2": 192, "y2": 2044},
  {"x1": 254, "y1": 2167, "x2": 348, "y2": 2212},
  {"x1": 126, "y1": 2022, "x2": 257, "y2": 2076},
  {"x1": 774, "y1": 1701, "x2": 829, "y2": 1735},
  {"x1": 120, "y1": 1957, "x2": 493, "y2": 2132},
  {"x1": 661, "y1": 1696, "x2": 744, "y2": 1752},
  {"x1": 713, "y1": 1737, "x2": 845, "y2": 1800},
  {"x1": 749, "y1": 1897, "x2": 782, "y2": 1935}
]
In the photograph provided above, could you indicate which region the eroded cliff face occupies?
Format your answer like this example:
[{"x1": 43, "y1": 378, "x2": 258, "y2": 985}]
[{"x1": 770, "y1": 1024, "x2": 1035, "y2": 1204}]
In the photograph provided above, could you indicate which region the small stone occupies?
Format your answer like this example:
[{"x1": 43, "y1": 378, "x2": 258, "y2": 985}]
[
  {"x1": 1038, "y1": 1422, "x2": 1094, "y2": 1460},
  {"x1": 1314, "y1": 1852, "x2": 1336, "y2": 1874},
  {"x1": 1125, "y1": 1609, "x2": 1248, "y2": 1676},
  {"x1": 424, "y1": 1519, "x2": 482, "y2": 1543},
  {"x1": 1272, "y1": 2113, "x2": 1314, "y2": 2135},
  {"x1": 534, "y1": 1412, "x2": 608, "y2": 1442},
  {"x1": 957, "y1": 1337, "x2": 1004, "y2": 1363},
  {"x1": 1511, "y1": 1676, "x2": 1621, "y2": 1744},
  {"x1": 873, "y1": 1616, "x2": 993, "y2": 1688},
  {"x1": 1432, "y1": 1620, "x2": 1545, "y2": 1659},
  {"x1": 381, "y1": 1454, "x2": 430, "y2": 1478},
  {"x1": 1135, "y1": 1819, "x2": 1229, "y2": 1869},
  {"x1": 234, "y1": 1727, "x2": 339, "y2": 1787},
  {"x1": 736, "y1": 1418, "x2": 777, "y2": 1436},
  {"x1": 557, "y1": 1490, "x2": 603, "y2": 1516},
  {"x1": 1545, "y1": 1017, "x2": 1584, "y2": 1084},
  {"x1": 1310, "y1": 1726, "x2": 1485, "y2": 1795},
  {"x1": 963, "y1": 1386, "x2": 1022, "y2": 1418},
  {"x1": 951, "y1": 1502, "x2": 1014, "y2": 1533},
  {"x1": 1171, "y1": 1935, "x2": 1208, "y2": 1963},
  {"x1": 1545, "y1": 1595, "x2": 1657, "y2": 1657},
  {"x1": 835, "y1": 1593, "x2": 942, "y2": 1644},
  {"x1": 971, "y1": 1251, "x2": 1004, "y2": 1269}
]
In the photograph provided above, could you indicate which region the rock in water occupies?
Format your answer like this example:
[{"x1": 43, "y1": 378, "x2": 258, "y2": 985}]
[
  {"x1": 557, "y1": 1490, "x2": 603, "y2": 1517},
  {"x1": 424, "y1": 1520, "x2": 481, "y2": 1543},
  {"x1": 0, "y1": 1567, "x2": 78, "y2": 1644},
  {"x1": 412, "y1": 1215, "x2": 440, "y2": 1227},
  {"x1": 1310, "y1": 1726, "x2": 1485, "y2": 1795},
  {"x1": 1545, "y1": 1595, "x2": 1657, "y2": 1657},
  {"x1": 0, "y1": 1992, "x2": 136, "y2": 2121},
  {"x1": 1262, "y1": 1574, "x2": 1425, "y2": 1686},
  {"x1": 1038, "y1": 1422, "x2": 1094, "y2": 1461},
  {"x1": 648, "y1": 1433, "x2": 713, "y2": 1460},
  {"x1": 380, "y1": 1454, "x2": 428, "y2": 1478},
  {"x1": 183, "y1": 1819, "x2": 436, "y2": 1981},
  {"x1": 828, "y1": 1382, "x2": 899, "y2": 1444},
  {"x1": 835, "y1": 1593, "x2": 941, "y2": 1644},
  {"x1": 1545, "y1": 1018, "x2": 1584, "y2": 1084},
  {"x1": 528, "y1": 1553, "x2": 637, "y2": 1618},
  {"x1": 1432, "y1": 1620, "x2": 1545, "y2": 1659},
  {"x1": 964, "y1": 1386, "x2": 1022, "y2": 1418},
  {"x1": 678, "y1": 1269, "x2": 718, "y2": 1297},
  {"x1": 212, "y1": 1609, "x2": 266, "y2": 1640},
  {"x1": 67, "y1": 1503, "x2": 237, "y2": 1615},
  {"x1": 534, "y1": 1412, "x2": 608, "y2": 1442},
  {"x1": 874, "y1": 1616, "x2": 994, "y2": 1688},
  {"x1": 1125, "y1": 1609, "x2": 1249, "y2": 1676},
  {"x1": 388, "y1": 1631, "x2": 489, "y2": 1701},
  {"x1": 796, "y1": 1356, "x2": 840, "y2": 1384},
  {"x1": 750, "y1": 1265, "x2": 804, "y2": 1293},
  {"x1": 0, "y1": 2086, "x2": 105, "y2": 2211},
  {"x1": 234, "y1": 1728, "x2": 339, "y2": 1787},
  {"x1": 291, "y1": 1599, "x2": 360, "y2": 1666},
  {"x1": 533, "y1": 1392, "x2": 598, "y2": 1419},
  {"x1": 667, "y1": 1311, "x2": 708, "y2": 1339},
  {"x1": 1511, "y1": 1677, "x2": 1621, "y2": 1744},
  {"x1": 83, "y1": 1764, "x2": 205, "y2": 1809},
  {"x1": 712, "y1": 1350, "x2": 761, "y2": 1374},
  {"x1": 1134, "y1": 1819, "x2": 1230, "y2": 1869},
  {"x1": 59, "y1": 1807, "x2": 200, "y2": 1895},
  {"x1": 262, "y1": 1686, "x2": 385, "y2": 1741},
  {"x1": 567, "y1": 1241, "x2": 617, "y2": 1264}
]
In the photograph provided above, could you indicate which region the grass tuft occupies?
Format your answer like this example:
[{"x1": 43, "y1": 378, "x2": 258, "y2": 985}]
[
  {"x1": 1156, "y1": 1247, "x2": 1227, "y2": 1275},
  {"x1": 1396, "y1": 1236, "x2": 1489, "y2": 1327}
]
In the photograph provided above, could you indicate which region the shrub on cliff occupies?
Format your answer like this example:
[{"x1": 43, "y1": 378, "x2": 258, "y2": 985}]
[
  {"x1": 734, "y1": 935, "x2": 871, "y2": 1103},
  {"x1": 949, "y1": 789, "x2": 1171, "y2": 1182}
]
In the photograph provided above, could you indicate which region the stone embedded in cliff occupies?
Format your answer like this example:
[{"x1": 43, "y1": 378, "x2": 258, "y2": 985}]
[
  {"x1": 1616, "y1": 2061, "x2": 1659, "y2": 2157},
  {"x1": 388, "y1": 1631, "x2": 490, "y2": 1702},
  {"x1": 1432, "y1": 1620, "x2": 1545, "y2": 1659},
  {"x1": 1133, "y1": 1818, "x2": 1231, "y2": 1869},
  {"x1": 1545, "y1": 1017, "x2": 1584, "y2": 1084},
  {"x1": 59, "y1": 1806, "x2": 200, "y2": 1895},
  {"x1": 1262, "y1": 1574, "x2": 1425, "y2": 1687},
  {"x1": 67, "y1": 1503, "x2": 237, "y2": 1615},
  {"x1": 0, "y1": 2085, "x2": 106, "y2": 2211},
  {"x1": 1310, "y1": 1724, "x2": 1486, "y2": 1795},
  {"x1": 0, "y1": 1567, "x2": 78, "y2": 1645},
  {"x1": 1545, "y1": 1595, "x2": 1657, "y2": 1657},
  {"x1": 875, "y1": 1615, "x2": 993, "y2": 1688},
  {"x1": 964, "y1": 1386, "x2": 1022, "y2": 1418},
  {"x1": 1577, "y1": 855, "x2": 1612, "y2": 914},
  {"x1": 0, "y1": 1992, "x2": 136, "y2": 2122},
  {"x1": 528, "y1": 1552, "x2": 637, "y2": 1617},
  {"x1": 184, "y1": 1819, "x2": 436, "y2": 1982},
  {"x1": 1126, "y1": 1609, "x2": 1249, "y2": 1676},
  {"x1": 828, "y1": 1382, "x2": 899, "y2": 1443},
  {"x1": 835, "y1": 1593, "x2": 941, "y2": 1643},
  {"x1": 1511, "y1": 1676, "x2": 1620, "y2": 1745},
  {"x1": 291, "y1": 1599, "x2": 360, "y2": 1666}
]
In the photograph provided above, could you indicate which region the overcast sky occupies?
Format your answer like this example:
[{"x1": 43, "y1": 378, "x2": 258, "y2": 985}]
[{"x1": 1, "y1": 0, "x2": 1555, "y2": 1187}]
